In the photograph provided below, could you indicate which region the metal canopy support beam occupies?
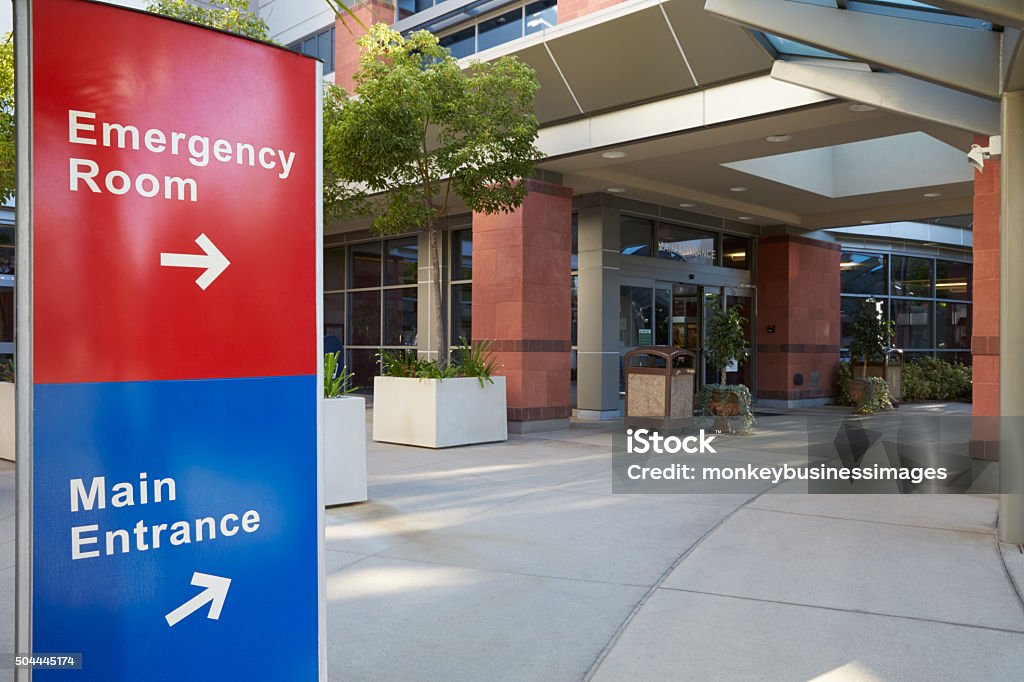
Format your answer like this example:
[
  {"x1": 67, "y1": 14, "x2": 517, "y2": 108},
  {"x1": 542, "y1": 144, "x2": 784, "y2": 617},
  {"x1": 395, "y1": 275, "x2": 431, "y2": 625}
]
[
  {"x1": 1002, "y1": 28, "x2": 1024, "y2": 91},
  {"x1": 927, "y1": 0, "x2": 1024, "y2": 29},
  {"x1": 705, "y1": 0, "x2": 1002, "y2": 98},
  {"x1": 771, "y1": 60, "x2": 1001, "y2": 135}
]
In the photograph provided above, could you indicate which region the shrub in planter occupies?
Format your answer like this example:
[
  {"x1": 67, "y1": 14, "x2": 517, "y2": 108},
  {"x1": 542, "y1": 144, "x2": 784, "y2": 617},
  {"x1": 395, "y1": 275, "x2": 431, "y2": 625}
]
[
  {"x1": 902, "y1": 357, "x2": 972, "y2": 402},
  {"x1": 853, "y1": 376, "x2": 893, "y2": 414},
  {"x1": 373, "y1": 339, "x2": 507, "y2": 448},
  {"x1": 697, "y1": 384, "x2": 755, "y2": 434},
  {"x1": 836, "y1": 362, "x2": 854, "y2": 406},
  {"x1": 702, "y1": 297, "x2": 753, "y2": 432}
]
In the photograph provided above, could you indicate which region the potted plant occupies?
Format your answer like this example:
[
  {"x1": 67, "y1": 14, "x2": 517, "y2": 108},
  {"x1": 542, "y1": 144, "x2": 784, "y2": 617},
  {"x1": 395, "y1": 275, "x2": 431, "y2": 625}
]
[
  {"x1": 0, "y1": 358, "x2": 12, "y2": 462},
  {"x1": 372, "y1": 339, "x2": 507, "y2": 448},
  {"x1": 846, "y1": 298, "x2": 897, "y2": 408},
  {"x1": 322, "y1": 351, "x2": 367, "y2": 505},
  {"x1": 701, "y1": 299, "x2": 753, "y2": 433}
]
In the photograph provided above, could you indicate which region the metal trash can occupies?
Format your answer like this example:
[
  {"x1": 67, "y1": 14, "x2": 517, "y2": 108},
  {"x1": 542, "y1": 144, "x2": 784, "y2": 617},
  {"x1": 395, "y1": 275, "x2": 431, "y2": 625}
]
[{"x1": 624, "y1": 347, "x2": 696, "y2": 430}]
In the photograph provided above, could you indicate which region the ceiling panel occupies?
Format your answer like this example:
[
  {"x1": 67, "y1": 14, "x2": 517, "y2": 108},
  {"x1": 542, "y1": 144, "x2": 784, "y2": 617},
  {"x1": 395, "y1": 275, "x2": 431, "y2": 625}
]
[
  {"x1": 546, "y1": 7, "x2": 695, "y2": 113},
  {"x1": 662, "y1": 0, "x2": 773, "y2": 85}
]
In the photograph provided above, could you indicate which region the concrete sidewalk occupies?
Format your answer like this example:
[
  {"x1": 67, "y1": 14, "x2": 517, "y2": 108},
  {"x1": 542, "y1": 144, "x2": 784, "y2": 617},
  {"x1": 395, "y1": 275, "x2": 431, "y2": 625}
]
[
  {"x1": 1, "y1": 401, "x2": 1022, "y2": 681},
  {"x1": 323, "y1": 408, "x2": 1024, "y2": 681}
]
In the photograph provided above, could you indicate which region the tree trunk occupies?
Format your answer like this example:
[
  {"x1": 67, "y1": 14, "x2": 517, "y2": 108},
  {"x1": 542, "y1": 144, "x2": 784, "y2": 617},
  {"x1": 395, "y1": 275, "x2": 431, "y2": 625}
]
[
  {"x1": 720, "y1": 368, "x2": 726, "y2": 385},
  {"x1": 429, "y1": 224, "x2": 447, "y2": 365}
]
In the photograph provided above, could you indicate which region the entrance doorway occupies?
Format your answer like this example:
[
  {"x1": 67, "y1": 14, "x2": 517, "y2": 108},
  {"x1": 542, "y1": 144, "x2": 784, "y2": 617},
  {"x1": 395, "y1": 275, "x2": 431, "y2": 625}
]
[{"x1": 619, "y1": 280, "x2": 755, "y2": 392}]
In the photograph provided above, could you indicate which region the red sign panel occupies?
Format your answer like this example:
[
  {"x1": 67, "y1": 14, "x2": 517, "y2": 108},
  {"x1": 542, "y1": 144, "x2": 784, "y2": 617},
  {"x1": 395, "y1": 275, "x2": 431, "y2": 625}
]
[{"x1": 33, "y1": 0, "x2": 319, "y2": 384}]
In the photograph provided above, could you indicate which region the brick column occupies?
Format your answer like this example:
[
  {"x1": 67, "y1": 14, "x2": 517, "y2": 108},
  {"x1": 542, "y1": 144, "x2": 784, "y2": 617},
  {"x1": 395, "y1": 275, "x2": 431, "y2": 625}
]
[
  {"x1": 472, "y1": 180, "x2": 573, "y2": 432},
  {"x1": 971, "y1": 135, "x2": 1001, "y2": 459},
  {"x1": 755, "y1": 234, "x2": 841, "y2": 407},
  {"x1": 333, "y1": 1, "x2": 395, "y2": 92}
]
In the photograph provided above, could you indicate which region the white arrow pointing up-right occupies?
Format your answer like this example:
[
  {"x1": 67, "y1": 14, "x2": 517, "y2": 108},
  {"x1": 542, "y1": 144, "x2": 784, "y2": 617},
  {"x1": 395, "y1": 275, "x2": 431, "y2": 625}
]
[
  {"x1": 165, "y1": 572, "x2": 232, "y2": 627},
  {"x1": 160, "y1": 233, "x2": 230, "y2": 291}
]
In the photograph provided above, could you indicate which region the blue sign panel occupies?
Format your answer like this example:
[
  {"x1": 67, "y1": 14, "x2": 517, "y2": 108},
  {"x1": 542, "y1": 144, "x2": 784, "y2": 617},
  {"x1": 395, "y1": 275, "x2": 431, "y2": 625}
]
[{"x1": 32, "y1": 376, "x2": 319, "y2": 681}]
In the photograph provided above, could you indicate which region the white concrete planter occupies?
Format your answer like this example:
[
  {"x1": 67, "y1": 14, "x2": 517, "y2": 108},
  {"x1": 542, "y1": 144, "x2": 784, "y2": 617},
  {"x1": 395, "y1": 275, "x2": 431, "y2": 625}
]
[
  {"x1": 322, "y1": 395, "x2": 367, "y2": 505},
  {"x1": 0, "y1": 382, "x2": 13, "y2": 462},
  {"x1": 373, "y1": 376, "x2": 508, "y2": 448},
  {"x1": 0, "y1": 382, "x2": 11, "y2": 462}
]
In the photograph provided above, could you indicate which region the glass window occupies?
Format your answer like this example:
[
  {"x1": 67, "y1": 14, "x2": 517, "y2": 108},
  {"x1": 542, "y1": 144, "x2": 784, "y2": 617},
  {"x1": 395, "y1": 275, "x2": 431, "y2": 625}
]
[
  {"x1": 841, "y1": 297, "x2": 887, "y2": 349},
  {"x1": 318, "y1": 29, "x2": 334, "y2": 73},
  {"x1": 891, "y1": 255, "x2": 933, "y2": 297},
  {"x1": 439, "y1": 27, "x2": 475, "y2": 59},
  {"x1": 620, "y1": 216, "x2": 654, "y2": 257},
  {"x1": 349, "y1": 290, "x2": 381, "y2": 345},
  {"x1": 525, "y1": 0, "x2": 557, "y2": 34},
  {"x1": 893, "y1": 299, "x2": 932, "y2": 349},
  {"x1": 0, "y1": 226, "x2": 14, "y2": 275},
  {"x1": 655, "y1": 288, "x2": 671, "y2": 346},
  {"x1": 350, "y1": 242, "x2": 381, "y2": 289},
  {"x1": 451, "y1": 283, "x2": 472, "y2": 344},
  {"x1": 397, "y1": 0, "x2": 434, "y2": 21},
  {"x1": 936, "y1": 301, "x2": 971, "y2": 350},
  {"x1": 840, "y1": 251, "x2": 886, "y2": 295},
  {"x1": 721, "y1": 234, "x2": 752, "y2": 270},
  {"x1": 935, "y1": 260, "x2": 971, "y2": 300},
  {"x1": 385, "y1": 237, "x2": 418, "y2": 286},
  {"x1": 347, "y1": 348, "x2": 378, "y2": 389},
  {"x1": 657, "y1": 223, "x2": 716, "y2": 265},
  {"x1": 571, "y1": 275, "x2": 578, "y2": 346},
  {"x1": 620, "y1": 286, "x2": 653, "y2": 346},
  {"x1": 478, "y1": 9, "x2": 523, "y2": 52},
  {"x1": 0, "y1": 289, "x2": 11, "y2": 344},
  {"x1": 384, "y1": 288, "x2": 417, "y2": 346},
  {"x1": 289, "y1": 27, "x2": 336, "y2": 72},
  {"x1": 324, "y1": 247, "x2": 345, "y2": 291},
  {"x1": 451, "y1": 229, "x2": 473, "y2": 281},
  {"x1": 324, "y1": 293, "x2": 345, "y2": 350},
  {"x1": 570, "y1": 213, "x2": 578, "y2": 271}
]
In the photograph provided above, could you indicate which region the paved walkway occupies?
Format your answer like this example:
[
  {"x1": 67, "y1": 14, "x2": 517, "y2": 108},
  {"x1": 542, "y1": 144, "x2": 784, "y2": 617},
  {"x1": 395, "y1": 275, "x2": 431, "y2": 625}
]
[
  {"x1": 2, "y1": 401, "x2": 1023, "y2": 680},
  {"x1": 324, "y1": 406, "x2": 1024, "y2": 681}
]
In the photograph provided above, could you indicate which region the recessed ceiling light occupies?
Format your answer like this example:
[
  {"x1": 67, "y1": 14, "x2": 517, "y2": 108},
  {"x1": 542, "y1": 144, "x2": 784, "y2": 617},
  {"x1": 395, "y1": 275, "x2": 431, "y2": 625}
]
[
  {"x1": 737, "y1": 216, "x2": 753, "y2": 221},
  {"x1": 729, "y1": 186, "x2": 748, "y2": 192},
  {"x1": 606, "y1": 187, "x2": 627, "y2": 193},
  {"x1": 849, "y1": 103, "x2": 877, "y2": 112},
  {"x1": 765, "y1": 134, "x2": 792, "y2": 143},
  {"x1": 678, "y1": 202, "x2": 696, "y2": 208},
  {"x1": 860, "y1": 220, "x2": 874, "y2": 224},
  {"x1": 601, "y1": 151, "x2": 627, "y2": 159},
  {"x1": 923, "y1": 192, "x2": 942, "y2": 198}
]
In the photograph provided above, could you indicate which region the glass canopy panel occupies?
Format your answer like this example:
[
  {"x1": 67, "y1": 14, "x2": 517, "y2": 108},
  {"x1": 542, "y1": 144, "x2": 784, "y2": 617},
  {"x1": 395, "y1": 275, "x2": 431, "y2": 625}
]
[
  {"x1": 763, "y1": 34, "x2": 848, "y2": 60},
  {"x1": 843, "y1": 1, "x2": 994, "y2": 29}
]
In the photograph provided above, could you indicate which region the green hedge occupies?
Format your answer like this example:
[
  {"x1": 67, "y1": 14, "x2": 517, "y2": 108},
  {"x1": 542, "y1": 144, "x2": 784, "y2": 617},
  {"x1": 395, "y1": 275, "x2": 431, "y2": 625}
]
[{"x1": 902, "y1": 357, "x2": 972, "y2": 402}]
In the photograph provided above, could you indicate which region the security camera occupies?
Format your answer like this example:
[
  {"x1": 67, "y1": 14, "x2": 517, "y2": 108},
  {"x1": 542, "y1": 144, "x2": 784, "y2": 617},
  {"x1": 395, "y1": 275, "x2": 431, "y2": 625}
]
[
  {"x1": 967, "y1": 136, "x2": 1002, "y2": 173},
  {"x1": 967, "y1": 144, "x2": 986, "y2": 172}
]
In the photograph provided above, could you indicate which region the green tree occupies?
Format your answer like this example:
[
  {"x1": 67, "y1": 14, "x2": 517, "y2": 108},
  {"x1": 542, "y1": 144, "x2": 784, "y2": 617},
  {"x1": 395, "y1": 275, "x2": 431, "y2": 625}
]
[
  {"x1": 848, "y1": 298, "x2": 895, "y2": 377},
  {"x1": 145, "y1": 0, "x2": 271, "y2": 41},
  {"x1": 704, "y1": 296, "x2": 749, "y2": 385},
  {"x1": 0, "y1": 34, "x2": 14, "y2": 204},
  {"x1": 325, "y1": 24, "x2": 540, "y2": 362}
]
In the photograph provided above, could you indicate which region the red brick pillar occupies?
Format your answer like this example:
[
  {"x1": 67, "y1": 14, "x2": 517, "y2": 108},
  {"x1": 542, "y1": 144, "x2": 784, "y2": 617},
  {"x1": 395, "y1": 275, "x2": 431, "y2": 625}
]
[
  {"x1": 971, "y1": 135, "x2": 1001, "y2": 458},
  {"x1": 333, "y1": 1, "x2": 395, "y2": 92},
  {"x1": 472, "y1": 180, "x2": 573, "y2": 432},
  {"x1": 755, "y1": 235, "x2": 841, "y2": 406}
]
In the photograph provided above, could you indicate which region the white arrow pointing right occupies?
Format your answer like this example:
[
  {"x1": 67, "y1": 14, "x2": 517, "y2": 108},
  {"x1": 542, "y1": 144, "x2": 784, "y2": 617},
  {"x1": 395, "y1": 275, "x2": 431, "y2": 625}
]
[
  {"x1": 160, "y1": 233, "x2": 230, "y2": 291},
  {"x1": 165, "y1": 572, "x2": 232, "y2": 627}
]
